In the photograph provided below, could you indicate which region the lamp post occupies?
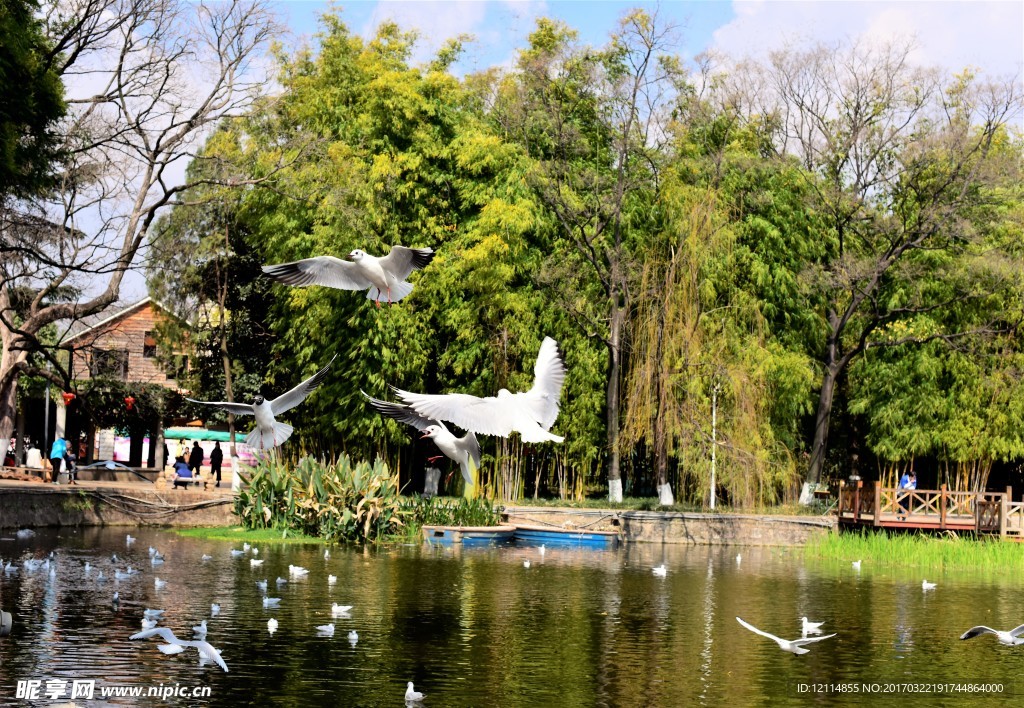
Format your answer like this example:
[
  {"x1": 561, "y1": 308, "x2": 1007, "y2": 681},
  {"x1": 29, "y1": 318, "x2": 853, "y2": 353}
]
[{"x1": 710, "y1": 383, "x2": 719, "y2": 510}]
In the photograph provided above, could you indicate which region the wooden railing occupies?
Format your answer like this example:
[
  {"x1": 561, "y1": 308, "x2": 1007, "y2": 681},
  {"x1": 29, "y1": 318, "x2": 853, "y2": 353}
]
[{"x1": 838, "y1": 481, "x2": 1018, "y2": 538}]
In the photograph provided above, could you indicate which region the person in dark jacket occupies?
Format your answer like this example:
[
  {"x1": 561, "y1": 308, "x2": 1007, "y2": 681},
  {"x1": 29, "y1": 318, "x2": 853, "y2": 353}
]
[
  {"x1": 188, "y1": 441, "x2": 204, "y2": 476},
  {"x1": 209, "y1": 442, "x2": 223, "y2": 487}
]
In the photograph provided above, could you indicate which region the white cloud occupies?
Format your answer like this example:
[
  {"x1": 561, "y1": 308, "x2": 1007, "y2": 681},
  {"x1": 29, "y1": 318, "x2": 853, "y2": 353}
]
[
  {"x1": 711, "y1": 1, "x2": 1022, "y2": 79},
  {"x1": 362, "y1": 1, "x2": 490, "y2": 64}
]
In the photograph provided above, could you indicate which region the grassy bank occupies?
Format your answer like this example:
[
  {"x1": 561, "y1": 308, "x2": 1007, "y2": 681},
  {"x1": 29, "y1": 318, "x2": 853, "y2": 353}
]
[
  {"x1": 175, "y1": 526, "x2": 325, "y2": 545},
  {"x1": 805, "y1": 530, "x2": 1024, "y2": 571}
]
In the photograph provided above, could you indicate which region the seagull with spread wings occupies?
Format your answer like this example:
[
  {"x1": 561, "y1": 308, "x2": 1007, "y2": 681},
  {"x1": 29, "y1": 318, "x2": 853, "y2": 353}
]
[
  {"x1": 130, "y1": 626, "x2": 229, "y2": 672},
  {"x1": 363, "y1": 393, "x2": 480, "y2": 486},
  {"x1": 186, "y1": 357, "x2": 335, "y2": 449},
  {"x1": 262, "y1": 245, "x2": 434, "y2": 307},
  {"x1": 736, "y1": 617, "x2": 837, "y2": 655},
  {"x1": 386, "y1": 337, "x2": 567, "y2": 444},
  {"x1": 960, "y1": 624, "x2": 1024, "y2": 645}
]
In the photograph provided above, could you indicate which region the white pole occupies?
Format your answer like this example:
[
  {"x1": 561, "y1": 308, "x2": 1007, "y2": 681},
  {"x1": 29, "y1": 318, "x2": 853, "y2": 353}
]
[{"x1": 710, "y1": 384, "x2": 717, "y2": 510}]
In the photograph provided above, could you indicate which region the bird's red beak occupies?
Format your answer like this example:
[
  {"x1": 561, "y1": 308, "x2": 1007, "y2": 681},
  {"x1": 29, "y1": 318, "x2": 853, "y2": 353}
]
[{"x1": 420, "y1": 431, "x2": 431, "y2": 439}]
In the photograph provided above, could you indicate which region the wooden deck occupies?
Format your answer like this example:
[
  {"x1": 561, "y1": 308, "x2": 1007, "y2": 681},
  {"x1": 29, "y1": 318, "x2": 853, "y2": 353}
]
[{"x1": 837, "y1": 481, "x2": 1024, "y2": 539}]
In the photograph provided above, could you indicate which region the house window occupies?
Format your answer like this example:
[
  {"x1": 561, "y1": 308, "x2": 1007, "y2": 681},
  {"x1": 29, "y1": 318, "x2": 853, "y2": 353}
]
[
  {"x1": 143, "y1": 331, "x2": 157, "y2": 358},
  {"x1": 90, "y1": 348, "x2": 129, "y2": 379}
]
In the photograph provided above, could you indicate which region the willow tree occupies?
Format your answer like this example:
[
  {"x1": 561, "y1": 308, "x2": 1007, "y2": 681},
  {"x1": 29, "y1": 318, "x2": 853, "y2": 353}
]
[
  {"x1": 724, "y1": 42, "x2": 1024, "y2": 487},
  {"x1": 493, "y1": 11, "x2": 684, "y2": 501}
]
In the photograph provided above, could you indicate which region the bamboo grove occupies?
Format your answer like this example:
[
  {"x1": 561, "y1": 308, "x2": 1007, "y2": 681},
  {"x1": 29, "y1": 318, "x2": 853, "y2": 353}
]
[{"x1": 148, "y1": 10, "x2": 1024, "y2": 506}]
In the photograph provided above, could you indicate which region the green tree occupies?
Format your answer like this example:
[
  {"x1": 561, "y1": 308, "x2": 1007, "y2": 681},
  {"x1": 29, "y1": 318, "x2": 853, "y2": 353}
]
[{"x1": 0, "y1": 0, "x2": 64, "y2": 198}]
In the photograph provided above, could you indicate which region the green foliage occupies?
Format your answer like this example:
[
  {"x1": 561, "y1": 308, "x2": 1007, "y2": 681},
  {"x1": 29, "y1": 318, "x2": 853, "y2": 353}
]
[
  {"x1": 234, "y1": 454, "x2": 406, "y2": 543},
  {"x1": 0, "y1": 0, "x2": 65, "y2": 197},
  {"x1": 400, "y1": 495, "x2": 501, "y2": 528}
]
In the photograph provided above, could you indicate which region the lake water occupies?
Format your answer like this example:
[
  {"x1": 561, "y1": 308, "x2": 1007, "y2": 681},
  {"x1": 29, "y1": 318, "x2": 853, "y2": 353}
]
[{"x1": 0, "y1": 527, "x2": 1021, "y2": 706}]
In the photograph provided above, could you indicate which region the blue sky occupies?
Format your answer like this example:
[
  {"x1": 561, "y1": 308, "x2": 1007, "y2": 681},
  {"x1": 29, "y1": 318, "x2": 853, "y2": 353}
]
[{"x1": 270, "y1": 1, "x2": 1023, "y2": 79}]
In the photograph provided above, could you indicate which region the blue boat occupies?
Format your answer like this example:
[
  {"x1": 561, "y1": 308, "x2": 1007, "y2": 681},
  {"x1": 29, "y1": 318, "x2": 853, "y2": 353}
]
[
  {"x1": 513, "y1": 524, "x2": 619, "y2": 549},
  {"x1": 421, "y1": 525, "x2": 516, "y2": 547}
]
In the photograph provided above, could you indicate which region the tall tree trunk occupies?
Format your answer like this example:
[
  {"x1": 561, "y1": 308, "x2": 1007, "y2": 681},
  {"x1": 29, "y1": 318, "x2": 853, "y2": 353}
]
[
  {"x1": 219, "y1": 225, "x2": 237, "y2": 458},
  {"x1": 808, "y1": 345, "x2": 841, "y2": 485},
  {"x1": 607, "y1": 300, "x2": 624, "y2": 503}
]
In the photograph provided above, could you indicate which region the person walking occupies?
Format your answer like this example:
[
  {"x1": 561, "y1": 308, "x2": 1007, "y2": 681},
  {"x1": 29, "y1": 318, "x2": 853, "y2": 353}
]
[
  {"x1": 209, "y1": 442, "x2": 223, "y2": 488},
  {"x1": 188, "y1": 441, "x2": 204, "y2": 477},
  {"x1": 49, "y1": 437, "x2": 68, "y2": 484}
]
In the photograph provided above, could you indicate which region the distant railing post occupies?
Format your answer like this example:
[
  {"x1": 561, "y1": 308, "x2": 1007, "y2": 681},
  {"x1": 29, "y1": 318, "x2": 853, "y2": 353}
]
[
  {"x1": 853, "y1": 480, "x2": 862, "y2": 521},
  {"x1": 1002, "y1": 487, "x2": 1011, "y2": 539},
  {"x1": 873, "y1": 481, "x2": 881, "y2": 527},
  {"x1": 838, "y1": 480, "x2": 845, "y2": 518},
  {"x1": 940, "y1": 484, "x2": 947, "y2": 530}
]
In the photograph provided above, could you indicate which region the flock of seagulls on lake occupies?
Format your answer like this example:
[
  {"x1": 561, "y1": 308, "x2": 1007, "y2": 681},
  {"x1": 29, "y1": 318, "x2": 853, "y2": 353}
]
[
  {"x1": 3, "y1": 532, "x2": 439, "y2": 703},
  {"x1": 4, "y1": 534, "x2": 1023, "y2": 705},
  {"x1": 190, "y1": 244, "x2": 568, "y2": 493}
]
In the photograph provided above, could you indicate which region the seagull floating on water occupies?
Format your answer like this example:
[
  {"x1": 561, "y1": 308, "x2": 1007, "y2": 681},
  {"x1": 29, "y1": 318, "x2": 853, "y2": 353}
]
[
  {"x1": 252, "y1": 547, "x2": 259, "y2": 556},
  {"x1": 256, "y1": 579, "x2": 268, "y2": 591},
  {"x1": 736, "y1": 617, "x2": 837, "y2": 655},
  {"x1": 960, "y1": 624, "x2": 1024, "y2": 646},
  {"x1": 276, "y1": 577, "x2": 287, "y2": 585},
  {"x1": 268, "y1": 618, "x2": 278, "y2": 635},
  {"x1": 201, "y1": 554, "x2": 213, "y2": 561},
  {"x1": 736, "y1": 554, "x2": 742, "y2": 564},
  {"x1": 148, "y1": 547, "x2": 157, "y2": 557},
  {"x1": 126, "y1": 534, "x2": 135, "y2": 545},
  {"x1": 231, "y1": 549, "x2": 245, "y2": 558},
  {"x1": 154, "y1": 578, "x2": 167, "y2": 590},
  {"x1": 263, "y1": 597, "x2": 282, "y2": 608},
  {"x1": 385, "y1": 337, "x2": 566, "y2": 444},
  {"x1": 364, "y1": 393, "x2": 480, "y2": 486},
  {"x1": 332, "y1": 604, "x2": 353, "y2": 616},
  {"x1": 193, "y1": 620, "x2": 207, "y2": 636},
  {"x1": 250, "y1": 559, "x2": 264, "y2": 568},
  {"x1": 130, "y1": 627, "x2": 228, "y2": 672},
  {"x1": 289, "y1": 565, "x2": 309, "y2": 578},
  {"x1": 523, "y1": 559, "x2": 531, "y2": 568},
  {"x1": 922, "y1": 579, "x2": 937, "y2": 591},
  {"x1": 405, "y1": 682, "x2": 425, "y2": 703},
  {"x1": 263, "y1": 245, "x2": 435, "y2": 307},
  {"x1": 348, "y1": 630, "x2": 358, "y2": 645},
  {"x1": 187, "y1": 357, "x2": 335, "y2": 449},
  {"x1": 324, "y1": 549, "x2": 330, "y2": 560},
  {"x1": 652, "y1": 565, "x2": 667, "y2": 577},
  {"x1": 316, "y1": 623, "x2": 335, "y2": 636},
  {"x1": 328, "y1": 575, "x2": 337, "y2": 585},
  {"x1": 801, "y1": 617, "x2": 824, "y2": 636},
  {"x1": 852, "y1": 560, "x2": 862, "y2": 571},
  {"x1": 211, "y1": 603, "x2": 221, "y2": 617}
]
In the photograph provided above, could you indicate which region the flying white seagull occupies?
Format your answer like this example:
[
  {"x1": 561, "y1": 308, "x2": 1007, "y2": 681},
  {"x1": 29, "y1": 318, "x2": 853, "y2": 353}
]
[
  {"x1": 736, "y1": 617, "x2": 837, "y2": 655},
  {"x1": 387, "y1": 337, "x2": 567, "y2": 444},
  {"x1": 363, "y1": 392, "x2": 480, "y2": 486},
  {"x1": 130, "y1": 627, "x2": 229, "y2": 672},
  {"x1": 186, "y1": 357, "x2": 335, "y2": 449},
  {"x1": 262, "y1": 245, "x2": 435, "y2": 307},
  {"x1": 960, "y1": 624, "x2": 1024, "y2": 646}
]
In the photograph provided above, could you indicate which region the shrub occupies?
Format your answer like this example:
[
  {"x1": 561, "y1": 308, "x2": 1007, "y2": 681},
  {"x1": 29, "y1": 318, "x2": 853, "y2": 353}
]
[
  {"x1": 401, "y1": 495, "x2": 502, "y2": 528},
  {"x1": 235, "y1": 454, "x2": 405, "y2": 543}
]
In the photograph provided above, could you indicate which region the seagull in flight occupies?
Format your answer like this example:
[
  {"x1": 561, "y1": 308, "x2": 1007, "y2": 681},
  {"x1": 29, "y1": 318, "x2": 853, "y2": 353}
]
[
  {"x1": 736, "y1": 617, "x2": 836, "y2": 655},
  {"x1": 363, "y1": 392, "x2": 480, "y2": 486},
  {"x1": 130, "y1": 627, "x2": 229, "y2": 672},
  {"x1": 186, "y1": 357, "x2": 335, "y2": 449},
  {"x1": 960, "y1": 624, "x2": 1024, "y2": 646},
  {"x1": 262, "y1": 245, "x2": 435, "y2": 307},
  {"x1": 386, "y1": 337, "x2": 567, "y2": 443}
]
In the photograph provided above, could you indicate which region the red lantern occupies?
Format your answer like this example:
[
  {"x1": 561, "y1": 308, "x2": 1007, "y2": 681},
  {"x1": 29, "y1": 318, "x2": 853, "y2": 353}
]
[
  {"x1": 61, "y1": 392, "x2": 76, "y2": 406},
  {"x1": 124, "y1": 395, "x2": 136, "y2": 411}
]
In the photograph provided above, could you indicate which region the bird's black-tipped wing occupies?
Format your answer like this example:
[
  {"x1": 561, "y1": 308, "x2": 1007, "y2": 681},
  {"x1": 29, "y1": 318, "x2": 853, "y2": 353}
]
[
  {"x1": 362, "y1": 392, "x2": 437, "y2": 432},
  {"x1": 269, "y1": 356, "x2": 336, "y2": 416},
  {"x1": 378, "y1": 246, "x2": 434, "y2": 281},
  {"x1": 960, "y1": 626, "x2": 999, "y2": 640},
  {"x1": 185, "y1": 398, "x2": 254, "y2": 417},
  {"x1": 262, "y1": 256, "x2": 371, "y2": 291}
]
